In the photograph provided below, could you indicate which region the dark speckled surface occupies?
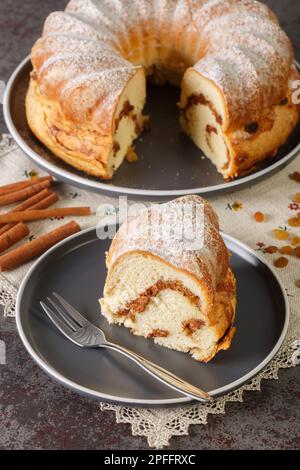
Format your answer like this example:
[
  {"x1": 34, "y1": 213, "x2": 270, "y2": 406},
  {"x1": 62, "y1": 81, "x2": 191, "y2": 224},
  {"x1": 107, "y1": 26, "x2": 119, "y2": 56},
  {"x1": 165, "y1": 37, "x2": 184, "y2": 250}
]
[{"x1": 0, "y1": 0, "x2": 300, "y2": 450}]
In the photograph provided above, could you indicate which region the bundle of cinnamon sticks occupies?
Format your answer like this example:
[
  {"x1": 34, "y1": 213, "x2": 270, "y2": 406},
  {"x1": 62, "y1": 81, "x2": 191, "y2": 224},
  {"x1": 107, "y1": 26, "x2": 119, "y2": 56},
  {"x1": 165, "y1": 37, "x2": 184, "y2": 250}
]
[{"x1": 0, "y1": 176, "x2": 91, "y2": 271}]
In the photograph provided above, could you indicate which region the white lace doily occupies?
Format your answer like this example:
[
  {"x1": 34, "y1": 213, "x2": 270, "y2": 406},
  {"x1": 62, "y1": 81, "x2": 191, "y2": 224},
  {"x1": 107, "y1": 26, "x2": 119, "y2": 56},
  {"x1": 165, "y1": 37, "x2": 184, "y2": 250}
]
[{"x1": 1, "y1": 133, "x2": 299, "y2": 448}]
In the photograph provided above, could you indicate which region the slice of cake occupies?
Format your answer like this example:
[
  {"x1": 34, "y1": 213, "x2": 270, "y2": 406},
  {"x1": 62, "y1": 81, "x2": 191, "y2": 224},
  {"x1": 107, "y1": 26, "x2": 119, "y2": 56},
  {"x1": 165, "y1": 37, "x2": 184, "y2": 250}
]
[
  {"x1": 180, "y1": 63, "x2": 300, "y2": 180},
  {"x1": 100, "y1": 195, "x2": 236, "y2": 362}
]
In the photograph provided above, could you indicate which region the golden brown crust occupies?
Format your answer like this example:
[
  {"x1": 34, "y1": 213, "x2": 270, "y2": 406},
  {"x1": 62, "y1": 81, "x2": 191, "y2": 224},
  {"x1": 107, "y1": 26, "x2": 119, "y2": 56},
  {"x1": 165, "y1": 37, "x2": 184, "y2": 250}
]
[
  {"x1": 204, "y1": 268, "x2": 237, "y2": 361},
  {"x1": 26, "y1": 79, "x2": 113, "y2": 178},
  {"x1": 225, "y1": 100, "x2": 300, "y2": 180},
  {"x1": 26, "y1": 61, "x2": 146, "y2": 179}
]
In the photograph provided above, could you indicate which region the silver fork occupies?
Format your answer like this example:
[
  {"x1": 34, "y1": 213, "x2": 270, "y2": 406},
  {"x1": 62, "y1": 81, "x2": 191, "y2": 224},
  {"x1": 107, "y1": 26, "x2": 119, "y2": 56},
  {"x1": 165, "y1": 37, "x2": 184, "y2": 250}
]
[{"x1": 40, "y1": 292, "x2": 212, "y2": 402}]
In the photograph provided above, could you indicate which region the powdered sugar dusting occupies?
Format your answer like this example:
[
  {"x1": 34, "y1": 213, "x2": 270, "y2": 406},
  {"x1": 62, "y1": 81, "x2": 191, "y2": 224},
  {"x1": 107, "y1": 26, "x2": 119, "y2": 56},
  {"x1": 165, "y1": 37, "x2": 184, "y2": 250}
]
[
  {"x1": 33, "y1": 0, "x2": 294, "y2": 134},
  {"x1": 39, "y1": 51, "x2": 131, "y2": 85},
  {"x1": 43, "y1": 11, "x2": 114, "y2": 47},
  {"x1": 66, "y1": 0, "x2": 129, "y2": 46},
  {"x1": 109, "y1": 195, "x2": 229, "y2": 290},
  {"x1": 203, "y1": 11, "x2": 290, "y2": 64},
  {"x1": 36, "y1": 33, "x2": 116, "y2": 58},
  {"x1": 195, "y1": 45, "x2": 262, "y2": 126},
  {"x1": 61, "y1": 66, "x2": 141, "y2": 97},
  {"x1": 59, "y1": 66, "x2": 141, "y2": 132}
]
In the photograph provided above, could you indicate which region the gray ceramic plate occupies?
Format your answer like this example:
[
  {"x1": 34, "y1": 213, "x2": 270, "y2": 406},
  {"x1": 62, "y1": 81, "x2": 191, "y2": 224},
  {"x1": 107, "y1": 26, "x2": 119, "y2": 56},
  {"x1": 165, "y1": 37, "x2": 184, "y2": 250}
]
[
  {"x1": 4, "y1": 56, "x2": 300, "y2": 199},
  {"x1": 16, "y1": 226, "x2": 289, "y2": 407}
]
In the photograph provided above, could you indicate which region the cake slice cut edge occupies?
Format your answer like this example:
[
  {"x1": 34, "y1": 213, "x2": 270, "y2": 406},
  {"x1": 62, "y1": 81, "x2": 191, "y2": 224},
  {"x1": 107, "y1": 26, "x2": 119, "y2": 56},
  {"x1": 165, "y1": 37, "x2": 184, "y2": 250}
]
[
  {"x1": 100, "y1": 250, "x2": 236, "y2": 363},
  {"x1": 180, "y1": 67, "x2": 300, "y2": 180},
  {"x1": 26, "y1": 66, "x2": 147, "y2": 179}
]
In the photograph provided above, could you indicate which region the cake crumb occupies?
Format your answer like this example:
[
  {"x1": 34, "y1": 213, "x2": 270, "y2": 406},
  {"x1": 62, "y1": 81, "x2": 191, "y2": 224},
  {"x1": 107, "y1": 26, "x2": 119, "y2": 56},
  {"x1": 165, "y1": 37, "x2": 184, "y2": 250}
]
[{"x1": 126, "y1": 146, "x2": 138, "y2": 163}]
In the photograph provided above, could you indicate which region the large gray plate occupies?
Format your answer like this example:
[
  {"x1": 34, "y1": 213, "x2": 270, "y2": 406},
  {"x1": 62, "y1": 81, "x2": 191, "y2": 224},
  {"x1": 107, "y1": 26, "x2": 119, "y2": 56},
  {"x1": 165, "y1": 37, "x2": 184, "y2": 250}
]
[
  {"x1": 16, "y1": 227, "x2": 289, "y2": 407},
  {"x1": 4, "y1": 57, "x2": 300, "y2": 199}
]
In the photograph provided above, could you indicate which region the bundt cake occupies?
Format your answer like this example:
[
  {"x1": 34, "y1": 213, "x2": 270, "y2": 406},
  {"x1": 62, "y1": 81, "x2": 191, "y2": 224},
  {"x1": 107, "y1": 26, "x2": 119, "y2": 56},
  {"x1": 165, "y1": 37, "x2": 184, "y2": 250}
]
[
  {"x1": 100, "y1": 195, "x2": 236, "y2": 362},
  {"x1": 26, "y1": 0, "x2": 300, "y2": 180}
]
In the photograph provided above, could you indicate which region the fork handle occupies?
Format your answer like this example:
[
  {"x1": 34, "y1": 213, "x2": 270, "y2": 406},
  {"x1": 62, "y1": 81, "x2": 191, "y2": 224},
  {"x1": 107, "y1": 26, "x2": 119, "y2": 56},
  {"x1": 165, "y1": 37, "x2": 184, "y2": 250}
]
[{"x1": 102, "y1": 342, "x2": 212, "y2": 402}]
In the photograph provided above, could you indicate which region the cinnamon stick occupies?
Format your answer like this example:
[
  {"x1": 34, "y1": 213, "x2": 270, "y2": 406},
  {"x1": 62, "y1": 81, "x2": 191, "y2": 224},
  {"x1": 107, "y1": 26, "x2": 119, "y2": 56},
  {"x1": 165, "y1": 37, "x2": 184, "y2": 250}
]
[
  {"x1": 0, "y1": 188, "x2": 52, "y2": 230},
  {"x1": 0, "y1": 207, "x2": 91, "y2": 223},
  {"x1": 0, "y1": 176, "x2": 52, "y2": 196},
  {"x1": 28, "y1": 192, "x2": 59, "y2": 210},
  {"x1": 0, "y1": 180, "x2": 52, "y2": 207},
  {"x1": 0, "y1": 221, "x2": 81, "y2": 271},
  {"x1": 6, "y1": 188, "x2": 52, "y2": 212},
  {"x1": 0, "y1": 223, "x2": 30, "y2": 254},
  {"x1": 0, "y1": 192, "x2": 59, "y2": 237}
]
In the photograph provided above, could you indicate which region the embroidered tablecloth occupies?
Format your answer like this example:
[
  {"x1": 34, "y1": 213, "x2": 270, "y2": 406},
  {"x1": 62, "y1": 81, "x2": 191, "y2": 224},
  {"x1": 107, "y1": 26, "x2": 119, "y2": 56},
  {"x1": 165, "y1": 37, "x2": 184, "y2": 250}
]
[{"x1": 0, "y1": 133, "x2": 299, "y2": 448}]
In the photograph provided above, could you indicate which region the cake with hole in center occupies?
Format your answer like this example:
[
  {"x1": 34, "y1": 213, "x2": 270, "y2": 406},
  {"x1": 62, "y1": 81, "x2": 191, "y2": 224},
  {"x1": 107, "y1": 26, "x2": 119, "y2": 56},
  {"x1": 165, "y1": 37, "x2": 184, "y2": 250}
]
[
  {"x1": 26, "y1": 0, "x2": 300, "y2": 180},
  {"x1": 100, "y1": 195, "x2": 236, "y2": 362}
]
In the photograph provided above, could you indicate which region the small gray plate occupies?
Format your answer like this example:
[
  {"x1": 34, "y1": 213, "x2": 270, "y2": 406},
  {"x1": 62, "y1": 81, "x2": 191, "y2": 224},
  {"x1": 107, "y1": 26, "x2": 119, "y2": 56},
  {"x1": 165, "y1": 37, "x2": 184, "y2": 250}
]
[
  {"x1": 16, "y1": 227, "x2": 289, "y2": 407},
  {"x1": 4, "y1": 56, "x2": 300, "y2": 199}
]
